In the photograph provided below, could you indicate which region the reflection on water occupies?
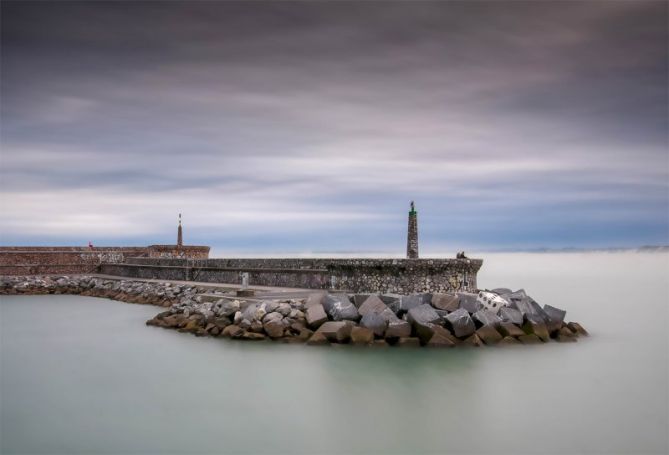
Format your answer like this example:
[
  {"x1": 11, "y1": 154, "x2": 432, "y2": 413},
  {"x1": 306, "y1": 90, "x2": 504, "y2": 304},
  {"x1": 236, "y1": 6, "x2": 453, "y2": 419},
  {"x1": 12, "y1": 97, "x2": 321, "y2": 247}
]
[{"x1": 1, "y1": 252, "x2": 668, "y2": 454}]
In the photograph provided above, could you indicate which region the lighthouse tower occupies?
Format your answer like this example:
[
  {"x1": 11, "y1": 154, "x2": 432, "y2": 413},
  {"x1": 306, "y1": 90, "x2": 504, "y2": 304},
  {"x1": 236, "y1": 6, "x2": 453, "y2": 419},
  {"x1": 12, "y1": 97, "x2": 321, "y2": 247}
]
[
  {"x1": 406, "y1": 201, "x2": 419, "y2": 259},
  {"x1": 177, "y1": 213, "x2": 183, "y2": 247}
]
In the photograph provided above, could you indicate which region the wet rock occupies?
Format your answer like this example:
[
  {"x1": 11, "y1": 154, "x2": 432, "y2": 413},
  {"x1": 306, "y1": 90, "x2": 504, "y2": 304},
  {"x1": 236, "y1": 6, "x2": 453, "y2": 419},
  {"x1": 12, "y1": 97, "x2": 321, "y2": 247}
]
[
  {"x1": 360, "y1": 312, "x2": 388, "y2": 337},
  {"x1": 242, "y1": 331, "x2": 266, "y2": 341},
  {"x1": 263, "y1": 319, "x2": 285, "y2": 338},
  {"x1": 567, "y1": 321, "x2": 589, "y2": 336},
  {"x1": 476, "y1": 325, "x2": 503, "y2": 345},
  {"x1": 222, "y1": 325, "x2": 243, "y2": 338},
  {"x1": 499, "y1": 307, "x2": 523, "y2": 325},
  {"x1": 306, "y1": 331, "x2": 329, "y2": 345},
  {"x1": 497, "y1": 322, "x2": 525, "y2": 338},
  {"x1": 305, "y1": 304, "x2": 328, "y2": 329},
  {"x1": 407, "y1": 304, "x2": 441, "y2": 326},
  {"x1": 462, "y1": 334, "x2": 483, "y2": 347},
  {"x1": 380, "y1": 294, "x2": 402, "y2": 314},
  {"x1": 522, "y1": 318, "x2": 550, "y2": 342},
  {"x1": 317, "y1": 321, "x2": 354, "y2": 343},
  {"x1": 350, "y1": 327, "x2": 374, "y2": 345},
  {"x1": 543, "y1": 304, "x2": 567, "y2": 333},
  {"x1": 518, "y1": 334, "x2": 542, "y2": 344},
  {"x1": 358, "y1": 295, "x2": 389, "y2": 317},
  {"x1": 372, "y1": 340, "x2": 389, "y2": 347},
  {"x1": 444, "y1": 308, "x2": 476, "y2": 338},
  {"x1": 396, "y1": 337, "x2": 421, "y2": 347},
  {"x1": 499, "y1": 336, "x2": 521, "y2": 345},
  {"x1": 399, "y1": 294, "x2": 432, "y2": 314},
  {"x1": 472, "y1": 309, "x2": 503, "y2": 327},
  {"x1": 431, "y1": 293, "x2": 459, "y2": 312},
  {"x1": 323, "y1": 294, "x2": 360, "y2": 321},
  {"x1": 556, "y1": 327, "x2": 578, "y2": 342},
  {"x1": 427, "y1": 330, "x2": 458, "y2": 347}
]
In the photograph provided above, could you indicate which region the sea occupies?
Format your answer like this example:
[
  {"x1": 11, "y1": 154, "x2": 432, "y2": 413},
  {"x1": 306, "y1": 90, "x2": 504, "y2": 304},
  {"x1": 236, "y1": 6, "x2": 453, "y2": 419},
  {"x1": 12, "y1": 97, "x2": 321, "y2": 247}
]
[{"x1": 1, "y1": 252, "x2": 667, "y2": 454}]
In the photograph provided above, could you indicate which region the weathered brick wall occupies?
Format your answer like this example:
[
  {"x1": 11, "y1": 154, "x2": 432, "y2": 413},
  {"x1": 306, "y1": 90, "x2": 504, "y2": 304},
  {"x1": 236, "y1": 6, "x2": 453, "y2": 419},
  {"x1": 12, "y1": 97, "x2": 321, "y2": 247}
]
[
  {"x1": 0, "y1": 247, "x2": 148, "y2": 275},
  {"x1": 101, "y1": 258, "x2": 482, "y2": 293}
]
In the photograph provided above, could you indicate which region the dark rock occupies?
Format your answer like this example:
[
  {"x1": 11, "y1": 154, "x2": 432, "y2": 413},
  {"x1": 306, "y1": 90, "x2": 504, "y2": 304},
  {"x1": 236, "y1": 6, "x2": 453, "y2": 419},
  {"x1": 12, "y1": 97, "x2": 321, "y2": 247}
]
[
  {"x1": 399, "y1": 294, "x2": 432, "y2": 314},
  {"x1": 304, "y1": 293, "x2": 326, "y2": 308},
  {"x1": 352, "y1": 294, "x2": 371, "y2": 308},
  {"x1": 473, "y1": 310, "x2": 503, "y2": 327},
  {"x1": 372, "y1": 340, "x2": 389, "y2": 347},
  {"x1": 396, "y1": 337, "x2": 421, "y2": 347},
  {"x1": 380, "y1": 294, "x2": 402, "y2": 314},
  {"x1": 491, "y1": 288, "x2": 512, "y2": 295},
  {"x1": 222, "y1": 325, "x2": 243, "y2": 338},
  {"x1": 263, "y1": 320, "x2": 285, "y2": 338},
  {"x1": 350, "y1": 327, "x2": 374, "y2": 345},
  {"x1": 407, "y1": 304, "x2": 441, "y2": 326},
  {"x1": 360, "y1": 312, "x2": 388, "y2": 337},
  {"x1": 385, "y1": 319, "x2": 412, "y2": 339},
  {"x1": 218, "y1": 299, "x2": 241, "y2": 317},
  {"x1": 518, "y1": 334, "x2": 542, "y2": 344},
  {"x1": 458, "y1": 292, "x2": 482, "y2": 314},
  {"x1": 444, "y1": 308, "x2": 476, "y2": 338},
  {"x1": 522, "y1": 319, "x2": 550, "y2": 342},
  {"x1": 462, "y1": 334, "x2": 483, "y2": 347},
  {"x1": 556, "y1": 327, "x2": 578, "y2": 342},
  {"x1": 499, "y1": 336, "x2": 521, "y2": 345},
  {"x1": 543, "y1": 304, "x2": 567, "y2": 333},
  {"x1": 431, "y1": 293, "x2": 459, "y2": 312},
  {"x1": 242, "y1": 331, "x2": 266, "y2": 341},
  {"x1": 317, "y1": 321, "x2": 354, "y2": 343},
  {"x1": 476, "y1": 325, "x2": 503, "y2": 345},
  {"x1": 358, "y1": 295, "x2": 389, "y2": 317},
  {"x1": 427, "y1": 332, "x2": 457, "y2": 347},
  {"x1": 323, "y1": 294, "x2": 360, "y2": 321},
  {"x1": 499, "y1": 307, "x2": 523, "y2": 325},
  {"x1": 305, "y1": 304, "x2": 328, "y2": 329},
  {"x1": 567, "y1": 321, "x2": 589, "y2": 336},
  {"x1": 497, "y1": 322, "x2": 525, "y2": 338}
]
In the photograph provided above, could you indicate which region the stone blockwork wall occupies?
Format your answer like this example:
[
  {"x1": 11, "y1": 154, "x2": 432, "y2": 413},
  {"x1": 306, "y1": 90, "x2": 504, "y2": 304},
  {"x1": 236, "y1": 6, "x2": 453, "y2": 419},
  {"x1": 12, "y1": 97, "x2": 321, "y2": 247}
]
[
  {"x1": 101, "y1": 258, "x2": 483, "y2": 294},
  {"x1": 147, "y1": 245, "x2": 210, "y2": 259},
  {"x1": 0, "y1": 247, "x2": 148, "y2": 275}
]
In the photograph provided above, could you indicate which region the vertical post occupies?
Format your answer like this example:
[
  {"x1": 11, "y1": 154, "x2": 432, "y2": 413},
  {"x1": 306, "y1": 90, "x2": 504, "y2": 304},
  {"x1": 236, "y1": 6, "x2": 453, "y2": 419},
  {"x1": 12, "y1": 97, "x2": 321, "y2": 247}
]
[
  {"x1": 407, "y1": 201, "x2": 419, "y2": 259},
  {"x1": 177, "y1": 213, "x2": 183, "y2": 247}
]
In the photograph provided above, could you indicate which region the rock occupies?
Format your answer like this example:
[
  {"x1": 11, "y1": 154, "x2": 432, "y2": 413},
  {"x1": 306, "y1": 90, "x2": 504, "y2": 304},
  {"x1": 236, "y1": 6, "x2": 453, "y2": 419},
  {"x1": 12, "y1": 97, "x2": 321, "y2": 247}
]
[
  {"x1": 567, "y1": 321, "x2": 589, "y2": 336},
  {"x1": 242, "y1": 331, "x2": 266, "y2": 341},
  {"x1": 317, "y1": 321, "x2": 354, "y2": 343},
  {"x1": 360, "y1": 311, "x2": 388, "y2": 337},
  {"x1": 262, "y1": 312, "x2": 283, "y2": 324},
  {"x1": 462, "y1": 334, "x2": 483, "y2": 347},
  {"x1": 407, "y1": 304, "x2": 441, "y2": 326},
  {"x1": 518, "y1": 334, "x2": 542, "y2": 344},
  {"x1": 350, "y1": 327, "x2": 374, "y2": 345},
  {"x1": 217, "y1": 299, "x2": 240, "y2": 317},
  {"x1": 222, "y1": 325, "x2": 243, "y2": 338},
  {"x1": 444, "y1": 308, "x2": 476, "y2": 338},
  {"x1": 543, "y1": 304, "x2": 567, "y2": 333},
  {"x1": 556, "y1": 327, "x2": 578, "y2": 342},
  {"x1": 499, "y1": 307, "x2": 523, "y2": 325},
  {"x1": 380, "y1": 294, "x2": 402, "y2": 314},
  {"x1": 499, "y1": 336, "x2": 521, "y2": 345},
  {"x1": 431, "y1": 293, "x2": 459, "y2": 312},
  {"x1": 306, "y1": 332, "x2": 329, "y2": 345},
  {"x1": 323, "y1": 294, "x2": 360, "y2": 321},
  {"x1": 399, "y1": 294, "x2": 432, "y2": 314},
  {"x1": 472, "y1": 309, "x2": 503, "y2": 327},
  {"x1": 372, "y1": 340, "x2": 389, "y2": 347},
  {"x1": 396, "y1": 337, "x2": 421, "y2": 347},
  {"x1": 457, "y1": 292, "x2": 482, "y2": 314},
  {"x1": 352, "y1": 294, "x2": 371, "y2": 308},
  {"x1": 358, "y1": 295, "x2": 389, "y2": 317},
  {"x1": 427, "y1": 330, "x2": 458, "y2": 347},
  {"x1": 522, "y1": 318, "x2": 550, "y2": 342},
  {"x1": 491, "y1": 288, "x2": 512, "y2": 295},
  {"x1": 476, "y1": 325, "x2": 503, "y2": 345},
  {"x1": 263, "y1": 319, "x2": 285, "y2": 338},
  {"x1": 497, "y1": 322, "x2": 525, "y2": 338},
  {"x1": 304, "y1": 293, "x2": 326, "y2": 308},
  {"x1": 249, "y1": 320, "x2": 264, "y2": 333},
  {"x1": 305, "y1": 304, "x2": 328, "y2": 329},
  {"x1": 385, "y1": 319, "x2": 412, "y2": 339}
]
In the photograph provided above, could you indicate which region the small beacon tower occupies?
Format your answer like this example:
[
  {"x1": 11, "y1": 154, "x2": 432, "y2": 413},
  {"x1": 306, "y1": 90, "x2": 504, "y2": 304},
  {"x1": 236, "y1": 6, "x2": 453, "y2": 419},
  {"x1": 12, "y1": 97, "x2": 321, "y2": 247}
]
[
  {"x1": 177, "y1": 213, "x2": 183, "y2": 247},
  {"x1": 407, "y1": 201, "x2": 419, "y2": 259}
]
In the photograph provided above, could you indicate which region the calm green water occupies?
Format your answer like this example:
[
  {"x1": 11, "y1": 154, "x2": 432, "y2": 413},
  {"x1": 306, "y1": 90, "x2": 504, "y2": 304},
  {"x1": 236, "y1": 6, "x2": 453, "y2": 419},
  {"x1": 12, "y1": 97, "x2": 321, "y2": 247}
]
[{"x1": 1, "y1": 253, "x2": 668, "y2": 454}]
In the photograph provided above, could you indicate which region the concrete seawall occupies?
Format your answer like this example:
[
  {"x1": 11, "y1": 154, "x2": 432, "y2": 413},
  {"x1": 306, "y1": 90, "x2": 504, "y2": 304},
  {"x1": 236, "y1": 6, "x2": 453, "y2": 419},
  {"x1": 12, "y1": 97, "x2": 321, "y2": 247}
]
[{"x1": 101, "y1": 258, "x2": 483, "y2": 294}]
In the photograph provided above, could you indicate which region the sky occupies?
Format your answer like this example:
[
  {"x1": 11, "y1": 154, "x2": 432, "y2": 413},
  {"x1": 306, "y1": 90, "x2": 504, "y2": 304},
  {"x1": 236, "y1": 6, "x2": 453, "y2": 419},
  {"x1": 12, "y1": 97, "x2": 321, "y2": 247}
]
[{"x1": 1, "y1": 0, "x2": 667, "y2": 255}]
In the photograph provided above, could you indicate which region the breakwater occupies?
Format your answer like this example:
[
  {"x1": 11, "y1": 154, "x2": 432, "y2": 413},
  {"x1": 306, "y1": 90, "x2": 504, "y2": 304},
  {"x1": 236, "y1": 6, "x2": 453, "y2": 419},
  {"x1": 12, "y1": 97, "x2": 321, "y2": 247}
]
[
  {"x1": 101, "y1": 257, "x2": 483, "y2": 294},
  {"x1": 1, "y1": 275, "x2": 587, "y2": 347}
]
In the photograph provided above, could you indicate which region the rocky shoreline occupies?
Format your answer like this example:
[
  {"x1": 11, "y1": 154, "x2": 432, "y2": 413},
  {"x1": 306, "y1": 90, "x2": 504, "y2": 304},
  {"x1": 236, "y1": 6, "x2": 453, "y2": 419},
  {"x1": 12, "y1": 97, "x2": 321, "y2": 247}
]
[{"x1": 1, "y1": 275, "x2": 588, "y2": 347}]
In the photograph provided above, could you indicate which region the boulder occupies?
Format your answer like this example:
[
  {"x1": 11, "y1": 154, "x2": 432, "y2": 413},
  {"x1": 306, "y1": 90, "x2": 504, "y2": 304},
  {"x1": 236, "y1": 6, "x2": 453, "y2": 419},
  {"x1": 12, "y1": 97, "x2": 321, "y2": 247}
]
[
  {"x1": 427, "y1": 332, "x2": 457, "y2": 347},
  {"x1": 306, "y1": 331, "x2": 329, "y2": 345},
  {"x1": 372, "y1": 340, "x2": 389, "y2": 347},
  {"x1": 399, "y1": 294, "x2": 432, "y2": 314},
  {"x1": 222, "y1": 324, "x2": 243, "y2": 338},
  {"x1": 431, "y1": 293, "x2": 459, "y2": 312},
  {"x1": 358, "y1": 295, "x2": 390, "y2": 317},
  {"x1": 472, "y1": 310, "x2": 503, "y2": 327},
  {"x1": 543, "y1": 304, "x2": 567, "y2": 333},
  {"x1": 380, "y1": 294, "x2": 402, "y2": 314},
  {"x1": 396, "y1": 337, "x2": 421, "y2": 347},
  {"x1": 462, "y1": 334, "x2": 483, "y2": 347},
  {"x1": 317, "y1": 321, "x2": 354, "y2": 343},
  {"x1": 304, "y1": 293, "x2": 326, "y2": 309},
  {"x1": 499, "y1": 307, "x2": 523, "y2": 325},
  {"x1": 444, "y1": 308, "x2": 476, "y2": 338},
  {"x1": 217, "y1": 299, "x2": 240, "y2": 317},
  {"x1": 457, "y1": 293, "x2": 482, "y2": 314},
  {"x1": 385, "y1": 319, "x2": 412, "y2": 339},
  {"x1": 407, "y1": 304, "x2": 441, "y2": 326},
  {"x1": 262, "y1": 312, "x2": 283, "y2": 324},
  {"x1": 476, "y1": 325, "x2": 503, "y2": 345},
  {"x1": 242, "y1": 331, "x2": 266, "y2": 341},
  {"x1": 499, "y1": 336, "x2": 521, "y2": 345},
  {"x1": 352, "y1": 294, "x2": 371, "y2": 308},
  {"x1": 567, "y1": 321, "x2": 589, "y2": 336},
  {"x1": 497, "y1": 322, "x2": 525, "y2": 338},
  {"x1": 263, "y1": 319, "x2": 285, "y2": 338},
  {"x1": 556, "y1": 327, "x2": 578, "y2": 342},
  {"x1": 323, "y1": 294, "x2": 360, "y2": 321},
  {"x1": 518, "y1": 334, "x2": 542, "y2": 344},
  {"x1": 350, "y1": 327, "x2": 374, "y2": 345},
  {"x1": 522, "y1": 318, "x2": 550, "y2": 342},
  {"x1": 360, "y1": 312, "x2": 388, "y2": 337},
  {"x1": 305, "y1": 304, "x2": 328, "y2": 329},
  {"x1": 491, "y1": 288, "x2": 512, "y2": 295}
]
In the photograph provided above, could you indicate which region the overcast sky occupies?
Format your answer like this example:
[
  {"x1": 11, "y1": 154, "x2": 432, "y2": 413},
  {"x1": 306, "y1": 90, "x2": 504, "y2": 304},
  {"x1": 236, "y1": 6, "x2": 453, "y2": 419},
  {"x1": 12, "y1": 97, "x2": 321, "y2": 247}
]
[{"x1": 1, "y1": 1, "x2": 667, "y2": 255}]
